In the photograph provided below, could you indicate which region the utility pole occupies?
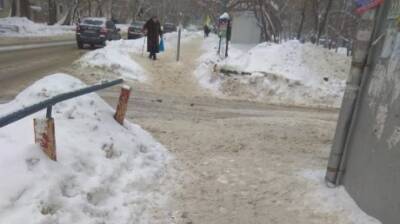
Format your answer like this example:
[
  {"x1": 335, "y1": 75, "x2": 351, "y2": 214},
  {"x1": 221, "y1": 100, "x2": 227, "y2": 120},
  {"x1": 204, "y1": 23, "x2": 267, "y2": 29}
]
[{"x1": 176, "y1": 12, "x2": 183, "y2": 62}]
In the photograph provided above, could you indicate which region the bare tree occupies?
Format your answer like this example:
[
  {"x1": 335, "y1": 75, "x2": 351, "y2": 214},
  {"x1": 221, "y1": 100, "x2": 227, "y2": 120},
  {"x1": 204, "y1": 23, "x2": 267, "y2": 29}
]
[
  {"x1": 316, "y1": 0, "x2": 333, "y2": 43},
  {"x1": 48, "y1": 0, "x2": 57, "y2": 25},
  {"x1": 297, "y1": 0, "x2": 307, "y2": 40},
  {"x1": 11, "y1": 0, "x2": 31, "y2": 18}
]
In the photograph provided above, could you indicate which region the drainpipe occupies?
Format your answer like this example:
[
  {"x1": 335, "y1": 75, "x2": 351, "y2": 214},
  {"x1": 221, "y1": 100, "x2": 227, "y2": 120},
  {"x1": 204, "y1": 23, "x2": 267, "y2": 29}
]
[{"x1": 325, "y1": 7, "x2": 381, "y2": 187}]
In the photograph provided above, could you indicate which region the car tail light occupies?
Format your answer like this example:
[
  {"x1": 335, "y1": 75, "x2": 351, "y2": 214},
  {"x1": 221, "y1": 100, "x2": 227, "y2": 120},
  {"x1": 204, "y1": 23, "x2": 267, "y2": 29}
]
[{"x1": 100, "y1": 27, "x2": 108, "y2": 34}]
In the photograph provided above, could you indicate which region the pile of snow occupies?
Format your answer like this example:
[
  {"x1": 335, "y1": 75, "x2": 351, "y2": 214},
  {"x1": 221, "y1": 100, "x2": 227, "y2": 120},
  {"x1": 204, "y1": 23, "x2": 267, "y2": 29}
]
[
  {"x1": 76, "y1": 30, "x2": 201, "y2": 82},
  {"x1": 77, "y1": 39, "x2": 148, "y2": 81},
  {"x1": 300, "y1": 170, "x2": 381, "y2": 224},
  {"x1": 196, "y1": 36, "x2": 351, "y2": 108},
  {"x1": 0, "y1": 74, "x2": 171, "y2": 223},
  {"x1": 116, "y1": 24, "x2": 130, "y2": 33},
  {"x1": 0, "y1": 17, "x2": 74, "y2": 37}
]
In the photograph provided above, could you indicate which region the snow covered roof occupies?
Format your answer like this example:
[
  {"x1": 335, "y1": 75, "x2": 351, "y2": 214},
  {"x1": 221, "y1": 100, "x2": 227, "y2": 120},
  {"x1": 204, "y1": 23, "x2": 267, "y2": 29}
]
[
  {"x1": 82, "y1": 17, "x2": 107, "y2": 22},
  {"x1": 219, "y1": 12, "x2": 230, "y2": 20}
]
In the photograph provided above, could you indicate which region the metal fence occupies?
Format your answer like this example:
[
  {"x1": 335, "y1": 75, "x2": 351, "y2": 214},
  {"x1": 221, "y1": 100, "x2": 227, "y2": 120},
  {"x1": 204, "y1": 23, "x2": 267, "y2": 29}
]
[{"x1": 0, "y1": 79, "x2": 123, "y2": 128}]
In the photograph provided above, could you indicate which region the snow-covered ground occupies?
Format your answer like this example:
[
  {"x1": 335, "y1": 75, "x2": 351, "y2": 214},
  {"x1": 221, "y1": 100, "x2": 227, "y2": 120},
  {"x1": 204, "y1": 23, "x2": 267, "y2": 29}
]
[
  {"x1": 0, "y1": 17, "x2": 74, "y2": 37},
  {"x1": 195, "y1": 35, "x2": 351, "y2": 108},
  {"x1": 75, "y1": 30, "x2": 202, "y2": 82},
  {"x1": 301, "y1": 170, "x2": 381, "y2": 224},
  {"x1": 0, "y1": 74, "x2": 171, "y2": 224}
]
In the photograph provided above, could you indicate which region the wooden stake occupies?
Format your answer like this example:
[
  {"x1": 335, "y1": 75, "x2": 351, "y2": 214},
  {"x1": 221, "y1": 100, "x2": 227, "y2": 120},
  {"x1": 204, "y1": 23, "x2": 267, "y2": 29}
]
[
  {"x1": 114, "y1": 85, "x2": 131, "y2": 125},
  {"x1": 34, "y1": 118, "x2": 57, "y2": 161}
]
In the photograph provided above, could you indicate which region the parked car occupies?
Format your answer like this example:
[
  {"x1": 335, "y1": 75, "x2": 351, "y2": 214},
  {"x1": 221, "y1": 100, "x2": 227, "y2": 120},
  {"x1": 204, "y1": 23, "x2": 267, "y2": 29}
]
[
  {"x1": 163, "y1": 22, "x2": 177, "y2": 33},
  {"x1": 76, "y1": 17, "x2": 121, "y2": 49},
  {"x1": 127, "y1": 21, "x2": 145, "y2": 39}
]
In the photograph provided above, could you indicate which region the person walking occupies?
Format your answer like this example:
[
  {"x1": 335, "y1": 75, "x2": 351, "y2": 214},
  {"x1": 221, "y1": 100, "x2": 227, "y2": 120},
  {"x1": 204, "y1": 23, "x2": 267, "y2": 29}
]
[
  {"x1": 143, "y1": 16, "x2": 163, "y2": 60},
  {"x1": 204, "y1": 24, "x2": 211, "y2": 38}
]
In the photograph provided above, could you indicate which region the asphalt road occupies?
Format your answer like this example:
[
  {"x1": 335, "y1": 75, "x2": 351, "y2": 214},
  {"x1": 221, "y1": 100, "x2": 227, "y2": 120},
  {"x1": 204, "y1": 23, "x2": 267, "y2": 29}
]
[{"x1": 0, "y1": 43, "x2": 85, "y2": 102}]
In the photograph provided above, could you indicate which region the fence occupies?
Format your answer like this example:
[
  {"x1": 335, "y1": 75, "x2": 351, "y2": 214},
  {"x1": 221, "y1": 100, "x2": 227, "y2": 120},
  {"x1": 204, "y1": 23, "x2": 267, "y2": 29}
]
[{"x1": 0, "y1": 78, "x2": 132, "y2": 161}]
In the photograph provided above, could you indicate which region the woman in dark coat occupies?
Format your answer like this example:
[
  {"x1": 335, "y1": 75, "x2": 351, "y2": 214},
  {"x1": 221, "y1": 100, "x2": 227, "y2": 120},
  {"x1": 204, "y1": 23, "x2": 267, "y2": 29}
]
[{"x1": 143, "y1": 16, "x2": 163, "y2": 60}]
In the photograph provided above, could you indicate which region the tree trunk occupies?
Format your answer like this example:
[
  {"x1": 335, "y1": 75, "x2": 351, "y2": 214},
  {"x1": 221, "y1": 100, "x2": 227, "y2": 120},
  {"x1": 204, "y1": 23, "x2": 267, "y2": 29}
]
[
  {"x1": 20, "y1": 0, "x2": 31, "y2": 18},
  {"x1": 312, "y1": 0, "x2": 320, "y2": 38},
  {"x1": 48, "y1": 0, "x2": 57, "y2": 25},
  {"x1": 88, "y1": 0, "x2": 92, "y2": 17},
  {"x1": 317, "y1": 0, "x2": 334, "y2": 44},
  {"x1": 297, "y1": 0, "x2": 307, "y2": 40},
  {"x1": 11, "y1": 0, "x2": 17, "y2": 16}
]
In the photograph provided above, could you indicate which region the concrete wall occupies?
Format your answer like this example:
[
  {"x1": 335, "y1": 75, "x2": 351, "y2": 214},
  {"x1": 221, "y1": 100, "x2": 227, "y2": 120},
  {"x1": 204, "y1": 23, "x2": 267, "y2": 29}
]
[
  {"x1": 340, "y1": 2, "x2": 400, "y2": 223},
  {"x1": 231, "y1": 11, "x2": 261, "y2": 44}
]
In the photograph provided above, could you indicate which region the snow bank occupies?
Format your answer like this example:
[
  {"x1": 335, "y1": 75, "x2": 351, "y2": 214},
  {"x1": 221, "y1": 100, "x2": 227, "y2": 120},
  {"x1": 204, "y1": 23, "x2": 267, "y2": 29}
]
[
  {"x1": 116, "y1": 24, "x2": 130, "y2": 33},
  {"x1": 300, "y1": 170, "x2": 381, "y2": 224},
  {"x1": 196, "y1": 36, "x2": 351, "y2": 108},
  {"x1": 76, "y1": 30, "x2": 201, "y2": 82},
  {"x1": 0, "y1": 74, "x2": 171, "y2": 224},
  {"x1": 0, "y1": 17, "x2": 74, "y2": 37},
  {"x1": 77, "y1": 39, "x2": 148, "y2": 82}
]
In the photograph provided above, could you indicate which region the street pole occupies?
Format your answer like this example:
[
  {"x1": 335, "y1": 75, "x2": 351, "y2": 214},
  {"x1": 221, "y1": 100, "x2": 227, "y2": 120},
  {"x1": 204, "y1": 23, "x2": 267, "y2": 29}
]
[
  {"x1": 177, "y1": 26, "x2": 181, "y2": 61},
  {"x1": 218, "y1": 36, "x2": 222, "y2": 55},
  {"x1": 225, "y1": 19, "x2": 230, "y2": 58},
  {"x1": 176, "y1": 12, "x2": 183, "y2": 62}
]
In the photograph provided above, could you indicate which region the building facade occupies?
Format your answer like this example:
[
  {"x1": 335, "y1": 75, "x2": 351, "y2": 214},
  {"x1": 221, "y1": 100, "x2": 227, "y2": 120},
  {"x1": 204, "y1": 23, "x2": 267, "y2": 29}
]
[{"x1": 231, "y1": 11, "x2": 261, "y2": 44}]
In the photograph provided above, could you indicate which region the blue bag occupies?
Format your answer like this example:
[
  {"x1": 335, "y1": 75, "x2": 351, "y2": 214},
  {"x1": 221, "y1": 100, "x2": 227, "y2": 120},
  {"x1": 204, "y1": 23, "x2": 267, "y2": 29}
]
[{"x1": 159, "y1": 38, "x2": 165, "y2": 52}]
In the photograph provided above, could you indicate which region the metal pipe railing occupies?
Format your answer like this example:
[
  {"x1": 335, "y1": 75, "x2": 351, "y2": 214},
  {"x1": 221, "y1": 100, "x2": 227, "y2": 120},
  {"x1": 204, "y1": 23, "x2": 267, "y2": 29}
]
[{"x1": 0, "y1": 79, "x2": 123, "y2": 128}]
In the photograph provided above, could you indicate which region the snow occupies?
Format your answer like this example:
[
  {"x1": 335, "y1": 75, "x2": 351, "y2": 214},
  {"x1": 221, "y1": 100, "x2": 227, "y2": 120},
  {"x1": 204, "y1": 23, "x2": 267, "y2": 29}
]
[
  {"x1": 0, "y1": 74, "x2": 171, "y2": 224},
  {"x1": 77, "y1": 39, "x2": 148, "y2": 82},
  {"x1": 219, "y1": 12, "x2": 230, "y2": 20},
  {"x1": 0, "y1": 17, "x2": 74, "y2": 37},
  {"x1": 336, "y1": 47, "x2": 350, "y2": 55},
  {"x1": 76, "y1": 30, "x2": 201, "y2": 82},
  {"x1": 301, "y1": 170, "x2": 382, "y2": 224},
  {"x1": 116, "y1": 24, "x2": 130, "y2": 33},
  {"x1": 195, "y1": 36, "x2": 351, "y2": 108}
]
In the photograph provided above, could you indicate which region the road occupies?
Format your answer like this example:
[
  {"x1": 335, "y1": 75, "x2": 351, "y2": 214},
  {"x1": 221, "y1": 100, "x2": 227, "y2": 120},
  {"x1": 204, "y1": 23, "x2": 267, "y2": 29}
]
[{"x1": 0, "y1": 42, "x2": 84, "y2": 102}]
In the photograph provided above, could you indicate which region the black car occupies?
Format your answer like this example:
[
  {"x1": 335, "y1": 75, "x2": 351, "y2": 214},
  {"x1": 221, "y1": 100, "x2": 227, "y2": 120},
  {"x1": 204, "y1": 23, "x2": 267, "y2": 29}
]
[
  {"x1": 76, "y1": 17, "x2": 122, "y2": 49},
  {"x1": 163, "y1": 23, "x2": 177, "y2": 33},
  {"x1": 128, "y1": 21, "x2": 145, "y2": 39}
]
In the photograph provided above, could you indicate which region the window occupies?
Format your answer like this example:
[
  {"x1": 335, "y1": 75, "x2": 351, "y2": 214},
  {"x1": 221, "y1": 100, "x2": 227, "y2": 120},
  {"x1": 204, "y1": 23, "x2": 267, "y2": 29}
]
[
  {"x1": 106, "y1": 21, "x2": 115, "y2": 29},
  {"x1": 81, "y1": 19, "x2": 105, "y2": 26},
  {"x1": 59, "y1": 5, "x2": 63, "y2": 14},
  {"x1": 0, "y1": 0, "x2": 4, "y2": 10}
]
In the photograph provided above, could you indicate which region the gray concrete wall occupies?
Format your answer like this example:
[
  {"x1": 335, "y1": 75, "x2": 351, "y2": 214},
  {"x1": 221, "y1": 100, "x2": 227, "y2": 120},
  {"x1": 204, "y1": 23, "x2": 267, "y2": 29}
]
[
  {"x1": 231, "y1": 11, "x2": 261, "y2": 44},
  {"x1": 340, "y1": 2, "x2": 400, "y2": 223}
]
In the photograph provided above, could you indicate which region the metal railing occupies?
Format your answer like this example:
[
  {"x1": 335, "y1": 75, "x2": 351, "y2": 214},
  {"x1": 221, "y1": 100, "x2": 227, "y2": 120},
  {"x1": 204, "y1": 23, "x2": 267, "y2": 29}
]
[{"x1": 0, "y1": 79, "x2": 124, "y2": 128}]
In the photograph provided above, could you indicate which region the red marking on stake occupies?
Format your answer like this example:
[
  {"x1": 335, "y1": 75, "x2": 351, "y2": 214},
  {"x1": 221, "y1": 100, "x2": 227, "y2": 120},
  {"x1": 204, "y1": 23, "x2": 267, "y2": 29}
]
[
  {"x1": 34, "y1": 118, "x2": 57, "y2": 161},
  {"x1": 114, "y1": 86, "x2": 131, "y2": 125}
]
